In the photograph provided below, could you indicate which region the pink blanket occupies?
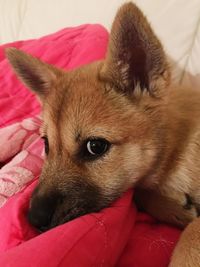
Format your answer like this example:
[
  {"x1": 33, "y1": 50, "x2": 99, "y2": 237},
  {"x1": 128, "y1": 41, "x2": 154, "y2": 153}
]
[{"x1": 0, "y1": 24, "x2": 181, "y2": 267}]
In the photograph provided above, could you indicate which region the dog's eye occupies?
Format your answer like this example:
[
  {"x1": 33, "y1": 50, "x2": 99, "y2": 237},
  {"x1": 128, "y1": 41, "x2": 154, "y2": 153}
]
[
  {"x1": 84, "y1": 138, "x2": 110, "y2": 159},
  {"x1": 42, "y1": 136, "x2": 49, "y2": 155}
]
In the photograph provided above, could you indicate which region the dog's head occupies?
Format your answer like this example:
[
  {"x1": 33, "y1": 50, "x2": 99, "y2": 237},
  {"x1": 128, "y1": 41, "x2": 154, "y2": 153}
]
[{"x1": 6, "y1": 3, "x2": 171, "y2": 231}]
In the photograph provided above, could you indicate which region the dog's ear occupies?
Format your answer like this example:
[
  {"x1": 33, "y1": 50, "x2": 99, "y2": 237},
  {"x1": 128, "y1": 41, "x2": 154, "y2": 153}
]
[
  {"x1": 102, "y1": 2, "x2": 170, "y2": 97},
  {"x1": 6, "y1": 48, "x2": 60, "y2": 100}
]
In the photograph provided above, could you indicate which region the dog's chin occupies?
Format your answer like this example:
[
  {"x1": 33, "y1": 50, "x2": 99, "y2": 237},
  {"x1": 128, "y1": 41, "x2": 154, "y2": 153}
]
[
  {"x1": 38, "y1": 194, "x2": 120, "y2": 232},
  {"x1": 40, "y1": 206, "x2": 102, "y2": 232},
  {"x1": 46, "y1": 192, "x2": 123, "y2": 231}
]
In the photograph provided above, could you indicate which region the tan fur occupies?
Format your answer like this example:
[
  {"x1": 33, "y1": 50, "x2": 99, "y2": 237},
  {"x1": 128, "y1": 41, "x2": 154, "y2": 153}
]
[
  {"x1": 5, "y1": 2, "x2": 200, "y2": 265},
  {"x1": 169, "y1": 217, "x2": 200, "y2": 267}
]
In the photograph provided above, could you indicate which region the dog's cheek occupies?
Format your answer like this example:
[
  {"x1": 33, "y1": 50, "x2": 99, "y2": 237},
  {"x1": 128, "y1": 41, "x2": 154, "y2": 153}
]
[
  {"x1": 89, "y1": 142, "x2": 157, "y2": 192},
  {"x1": 118, "y1": 142, "x2": 158, "y2": 185}
]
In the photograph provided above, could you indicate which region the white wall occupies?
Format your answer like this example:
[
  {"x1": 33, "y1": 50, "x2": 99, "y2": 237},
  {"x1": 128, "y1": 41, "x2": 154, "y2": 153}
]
[
  {"x1": 0, "y1": 0, "x2": 126, "y2": 43},
  {"x1": 1, "y1": 0, "x2": 199, "y2": 49},
  {"x1": 0, "y1": 0, "x2": 177, "y2": 43},
  {"x1": 1, "y1": 0, "x2": 200, "y2": 84}
]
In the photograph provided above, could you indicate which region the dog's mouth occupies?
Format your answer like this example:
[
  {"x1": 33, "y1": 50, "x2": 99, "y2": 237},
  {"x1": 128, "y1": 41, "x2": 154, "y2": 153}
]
[
  {"x1": 50, "y1": 205, "x2": 101, "y2": 231},
  {"x1": 28, "y1": 196, "x2": 110, "y2": 232},
  {"x1": 28, "y1": 202, "x2": 100, "y2": 232}
]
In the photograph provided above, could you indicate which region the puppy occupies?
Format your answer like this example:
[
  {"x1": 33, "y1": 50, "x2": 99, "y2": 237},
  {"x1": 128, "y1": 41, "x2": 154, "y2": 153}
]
[{"x1": 6, "y1": 2, "x2": 200, "y2": 264}]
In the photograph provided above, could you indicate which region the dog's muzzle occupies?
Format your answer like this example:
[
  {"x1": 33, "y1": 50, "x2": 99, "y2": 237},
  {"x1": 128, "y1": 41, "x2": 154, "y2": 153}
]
[{"x1": 27, "y1": 181, "x2": 104, "y2": 232}]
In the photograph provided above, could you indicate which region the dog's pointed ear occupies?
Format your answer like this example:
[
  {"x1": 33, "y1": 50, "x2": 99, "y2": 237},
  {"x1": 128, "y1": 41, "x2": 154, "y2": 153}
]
[
  {"x1": 6, "y1": 48, "x2": 60, "y2": 100},
  {"x1": 101, "y1": 2, "x2": 170, "y2": 97}
]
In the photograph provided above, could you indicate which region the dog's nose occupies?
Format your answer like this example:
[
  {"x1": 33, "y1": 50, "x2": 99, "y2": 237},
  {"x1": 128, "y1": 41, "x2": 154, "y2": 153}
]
[
  {"x1": 28, "y1": 204, "x2": 52, "y2": 231},
  {"x1": 28, "y1": 192, "x2": 59, "y2": 231}
]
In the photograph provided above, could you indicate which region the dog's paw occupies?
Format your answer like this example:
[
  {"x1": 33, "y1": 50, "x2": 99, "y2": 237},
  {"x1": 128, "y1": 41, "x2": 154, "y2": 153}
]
[
  {"x1": 183, "y1": 193, "x2": 200, "y2": 214},
  {"x1": 134, "y1": 189, "x2": 198, "y2": 228}
]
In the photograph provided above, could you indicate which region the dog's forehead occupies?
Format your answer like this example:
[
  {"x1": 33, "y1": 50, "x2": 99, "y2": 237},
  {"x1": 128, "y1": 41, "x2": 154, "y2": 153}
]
[
  {"x1": 43, "y1": 64, "x2": 135, "y2": 144},
  {"x1": 47, "y1": 65, "x2": 127, "y2": 119},
  {"x1": 60, "y1": 79, "x2": 125, "y2": 134}
]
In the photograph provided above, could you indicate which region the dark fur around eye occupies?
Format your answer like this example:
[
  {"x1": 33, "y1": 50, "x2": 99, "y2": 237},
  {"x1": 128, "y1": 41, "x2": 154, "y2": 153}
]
[
  {"x1": 78, "y1": 138, "x2": 111, "y2": 161},
  {"x1": 42, "y1": 136, "x2": 49, "y2": 155}
]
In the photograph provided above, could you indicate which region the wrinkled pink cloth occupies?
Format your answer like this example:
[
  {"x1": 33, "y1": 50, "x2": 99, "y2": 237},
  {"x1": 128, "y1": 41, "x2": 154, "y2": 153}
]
[
  {"x1": 0, "y1": 24, "x2": 181, "y2": 267},
  {"x1": 0, "y1": 116, "x2": 43, "y2": 207}
]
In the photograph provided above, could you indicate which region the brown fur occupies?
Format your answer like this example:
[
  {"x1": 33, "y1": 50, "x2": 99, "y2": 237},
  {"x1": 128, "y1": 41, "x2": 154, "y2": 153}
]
[
  {"x1": 169, "y1": 217, "x2": 200, "y2": 267},
  {"x1": 5, "y1": 2, "x2": 200, "y2": 265}
]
